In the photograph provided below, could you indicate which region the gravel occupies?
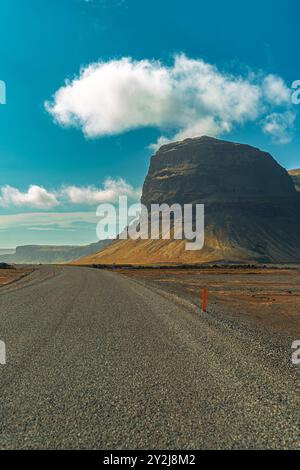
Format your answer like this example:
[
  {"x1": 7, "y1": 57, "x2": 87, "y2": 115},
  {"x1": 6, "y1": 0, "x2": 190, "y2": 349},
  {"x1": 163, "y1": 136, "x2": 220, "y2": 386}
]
[{"x1": 0, "y1": 266, "x2": 298, "y2": 449}]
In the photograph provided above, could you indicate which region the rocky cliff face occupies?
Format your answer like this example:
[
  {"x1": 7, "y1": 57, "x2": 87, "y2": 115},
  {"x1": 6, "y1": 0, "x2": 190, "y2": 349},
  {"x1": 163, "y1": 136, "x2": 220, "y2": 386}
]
[
  {"x1": 79, "y1": 137, "x2": 300, "y2": 265},
  {"x1": 289, "y1": 169, "x2": 300, "y2": 192},
  {"x1": 142, "y1": 136, "x2": 296, "y2": 207}
]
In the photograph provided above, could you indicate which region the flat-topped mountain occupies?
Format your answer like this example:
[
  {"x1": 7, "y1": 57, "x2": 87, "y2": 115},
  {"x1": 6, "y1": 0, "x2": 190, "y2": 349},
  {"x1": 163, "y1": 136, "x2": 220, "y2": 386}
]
[
  {"x1": 78, "y1": 137, "x2": 300, "y2": 265},
  {"x1": 142, "y1": 136, "x2": 296, "y2": 207}
]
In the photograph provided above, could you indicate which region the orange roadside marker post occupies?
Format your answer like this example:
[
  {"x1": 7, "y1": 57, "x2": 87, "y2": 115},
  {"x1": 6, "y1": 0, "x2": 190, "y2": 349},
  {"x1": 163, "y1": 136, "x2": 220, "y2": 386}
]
[{"x1": 202, "y1": 288, "x2": 207, "y2": 313}]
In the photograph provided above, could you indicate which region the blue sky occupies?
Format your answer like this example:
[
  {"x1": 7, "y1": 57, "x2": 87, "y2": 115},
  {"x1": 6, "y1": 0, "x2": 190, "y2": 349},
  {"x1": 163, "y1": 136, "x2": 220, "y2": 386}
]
[{"x1": 0, "y1": 0, "x2": 299, "y2": 248}]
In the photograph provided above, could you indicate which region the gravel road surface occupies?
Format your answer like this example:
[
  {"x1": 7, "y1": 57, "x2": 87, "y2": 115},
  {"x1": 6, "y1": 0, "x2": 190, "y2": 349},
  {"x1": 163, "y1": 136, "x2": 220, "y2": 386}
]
[{"x1": 0, "y1": 266, "x2": 298, "y2": 449}]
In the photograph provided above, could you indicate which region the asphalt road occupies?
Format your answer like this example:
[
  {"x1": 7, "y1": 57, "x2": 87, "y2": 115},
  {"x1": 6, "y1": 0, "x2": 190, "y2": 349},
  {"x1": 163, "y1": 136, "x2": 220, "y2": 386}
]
[{"x1": 0, "y1": 266, "x2": 298, "y2": 449}]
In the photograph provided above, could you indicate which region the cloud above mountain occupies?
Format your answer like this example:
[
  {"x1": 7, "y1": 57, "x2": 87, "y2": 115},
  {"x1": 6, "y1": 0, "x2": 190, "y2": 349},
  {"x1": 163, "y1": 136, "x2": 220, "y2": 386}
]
[
  {"x1": 261, "y1": 111, "x2": 296, "y2": 144},
  {"x1": 45, "y1": 54, "x2": 295, "y2": 148}
]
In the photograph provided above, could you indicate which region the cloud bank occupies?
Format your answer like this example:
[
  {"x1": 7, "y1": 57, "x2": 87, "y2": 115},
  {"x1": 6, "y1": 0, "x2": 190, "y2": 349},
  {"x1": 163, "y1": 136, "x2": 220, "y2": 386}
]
[
  {"x1": 0, "y1": 212, "x2": 99, "y2": 231},
  {"x1": 0, "y1": 178, "x2": 141, "y2": 209},
  {"x1": 0, "y1": 185, "x2": 59, "y2": 208},
  {"x1": 45, "y1": 54, "x2": 295, "y2": 148},
  {"x1": 61, "y1": 178, "x2": 140, "y2": 204}
]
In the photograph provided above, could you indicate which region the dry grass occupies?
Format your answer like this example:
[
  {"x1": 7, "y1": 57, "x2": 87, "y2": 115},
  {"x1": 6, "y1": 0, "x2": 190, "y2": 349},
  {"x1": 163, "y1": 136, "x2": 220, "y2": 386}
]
[
  {"x1": 117, "y1": 267, "x2": 300, "y2": 335},
  {"x1": 0, "y1": 268, "x2": 32, "y2": 287}
]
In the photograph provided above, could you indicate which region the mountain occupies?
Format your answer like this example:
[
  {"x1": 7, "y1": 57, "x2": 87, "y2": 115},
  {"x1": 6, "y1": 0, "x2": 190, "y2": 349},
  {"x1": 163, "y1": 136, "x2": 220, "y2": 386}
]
[
  {"x1": 0, "y1": 239, "x2": 112, "y2": 264},
  {"x1": 288, "y1": 169, "x2": 300, "y2": 191},
  {"x1": 77, "y1": 136, "x2": 300, "y2": 265},
  {"x1": 142, "y1": 136, "x2": 296, "y2": 206}
]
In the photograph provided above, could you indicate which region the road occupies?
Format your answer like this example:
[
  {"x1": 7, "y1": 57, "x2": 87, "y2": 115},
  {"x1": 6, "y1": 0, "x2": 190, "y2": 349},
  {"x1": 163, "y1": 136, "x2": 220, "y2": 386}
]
[{"x1": 0, "y1": 266, "x2": 298, "y2": 449}]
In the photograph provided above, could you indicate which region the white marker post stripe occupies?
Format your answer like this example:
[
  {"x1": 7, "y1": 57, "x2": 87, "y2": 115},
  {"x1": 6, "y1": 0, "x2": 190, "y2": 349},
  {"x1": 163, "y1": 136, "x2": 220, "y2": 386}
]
[{"x1": 0, "y1": 340, "x2": 6, "y2": 365}]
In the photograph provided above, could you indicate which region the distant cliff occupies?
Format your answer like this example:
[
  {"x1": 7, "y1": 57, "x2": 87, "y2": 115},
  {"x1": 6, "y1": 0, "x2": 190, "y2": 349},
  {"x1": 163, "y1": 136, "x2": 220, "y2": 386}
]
[{"x1": 0, "y1": 239, "x2": 112, "y2": 264}]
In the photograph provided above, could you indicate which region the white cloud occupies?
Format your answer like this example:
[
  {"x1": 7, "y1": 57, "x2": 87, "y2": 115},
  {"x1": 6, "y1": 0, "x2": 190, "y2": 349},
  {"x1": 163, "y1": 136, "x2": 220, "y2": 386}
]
[
  {"x1": 0, "y1": 178, "x2": 141, "y2": 208},
  {"x1": 261, "y1": 111, "x2": 296, "y2": 144},
  {"x1": 45, "y1": 54, "x2": 295, "y2": 147},
  {"x1": 0, "y1": 185, "x2": 59, "y2": 209},
  {"x1": 263, "y1": 75, "x2": 291, "y2": 106},
  {"x1": 0, "y1": 212, "x2": 98, "y2": 230},
  {"x1": 45, "y1": 57, "x2": 172, "y2": 137},
  {"x1": 62, "y1": 178, "x2": 141, "y2": 204},
  {"x1": 27, "y1": 227, "x2": 76, "y2": 232}
]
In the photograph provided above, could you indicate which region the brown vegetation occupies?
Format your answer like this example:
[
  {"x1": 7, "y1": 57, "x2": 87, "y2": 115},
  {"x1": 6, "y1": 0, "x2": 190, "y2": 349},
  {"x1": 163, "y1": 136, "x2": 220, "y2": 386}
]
[
  {"x1": 0, "y1": 268, "x2": 32, "y2": 287},
  {"x1": 116, "y1": 267, "x2": 300, "y2": 335}
]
